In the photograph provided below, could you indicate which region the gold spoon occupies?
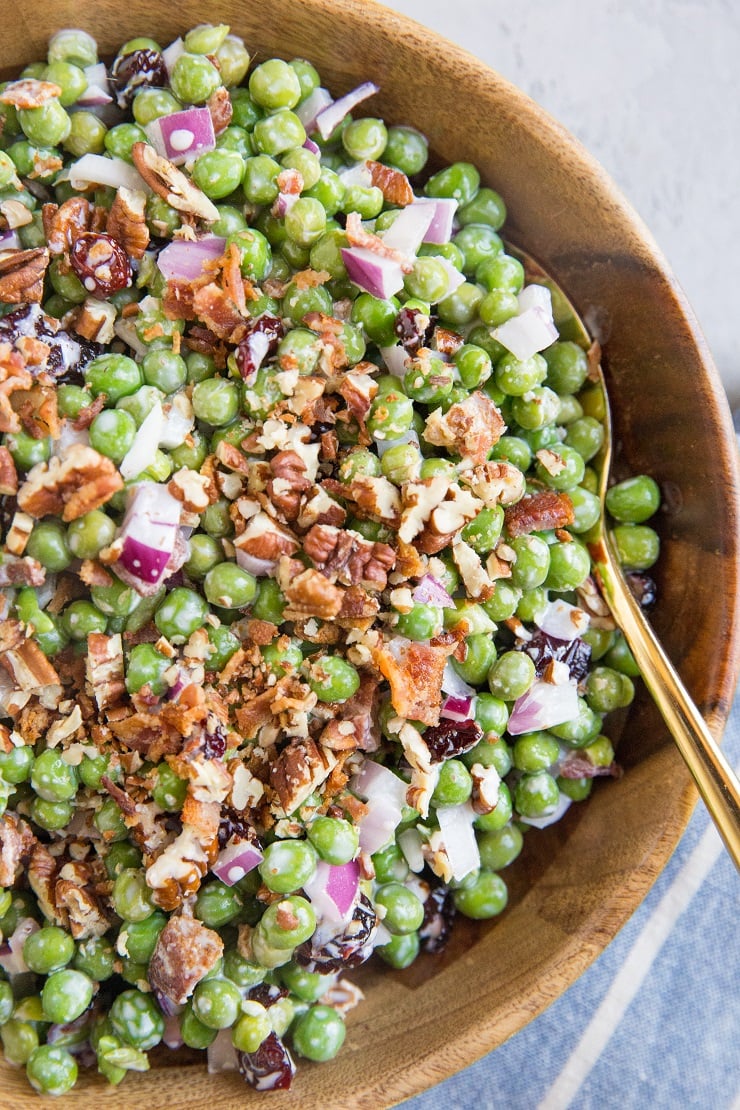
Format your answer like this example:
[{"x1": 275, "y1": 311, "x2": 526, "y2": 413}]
[{"x1": 513, "y1": 247, "x2": 740, "y2": 869}]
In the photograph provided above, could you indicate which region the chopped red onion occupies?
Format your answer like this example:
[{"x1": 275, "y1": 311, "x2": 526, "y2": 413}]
[
  {"x1": 519, "y1": 791, "x2": 572, "y2": 828},
  {"x1": 211, "y1": 838, "x2": 264, "y2": 887},
  {"x1": 77, "y1": 67, "x2": 112, "y2": 107},
  {"x1": 0, "y1": 917, "x2": 39, "y2": 976},
  {"x1": 162, "y1": 1009, "x2": 184, "y2": 1049},
  {"x1": 303, "y1": 860, "x2": 360, "y2": 925},
  {"x1": 157, "y1": 235, "x2": 226, "y2": 282},
  {"x1": 440, "y1": 694, "x2": 476, "y2": 723},
  {"x1": 379, "y1": 343, "x2": 409, "y2": 379},
  {"x1": 535, "y1": 598, "x2": 590, "y2": 643},
  {"x1": 435, "y1": 256, "x2": 466, "y2": 298},
  {"x1": 437, "y1": 802, "x2": 480, "y2": 881},
  {"x1": 296, "y1": 86, "x2": 333, "y2": 132},
  {"x1": 162, "y1": 37, "x2": 186, "y2": 78},
  {"x1": 341, "y1": 247, "x2": 405, "y2": 299},
  {"x1": 83, "y1": 62, "x2": 109, "y2": 88},
  {"x1": 441, "y1": 660, "x2": 476, "y2": 699},
  {"x1": 357, "y1": 795, "x2": 403, "y2": 855},
  {"x1": 234, "y1": 548, "x2": 277, "y2": 577},
  {"x1": 119, "y1": 401, "x2": 164, "y2": 480},
  {"x1": 417, "y1": 197, "x2": 458, "y2": 244},
  {"x1": 413, "y1": 573, "x2": 454, "y2": 608},
  {"x1": 381, "y1": 203, "x2": 434, "y2": 257},
  {"x1": 507, "y1": 678, "x2": 580, "y2": 736},
  {"x1": 302, "y1": 137, "x2": 321, "y2": 156},
  {"x1": 517, "y1": 283, "x2": 553, "y2": 315},
  {"x1": 338, "y1": 162, "x2": 373, "y2": 189},
  {"x1": 375, "y1": 426, "x2": 420, "y2": 457},
  {"x1": 0, "y1": 230, "x2": 22, "y2": 252},
  {"x1": 116, "y1": 481, "x2": 182, "y2": 592},
  {"x1": 272, "y1": 191, "x2": 299, "y2": 218},
  {"x1": 397, "y1": 827, "x2": 425, "y2": 873},
  {"x1": 160, "y1": 394, "x2": 195, "y2": 450},
  {"x1": 146, "y1": 107, "x2": 216, "y2": 165},
  {"x1": 351, "y1": 758, "x2": 408, "y2": 809},
  {"x1": 208, "y1": 1028, "x2": 240, "y2": 1073},
  {"x1": 67, "y1": 153, "x2": 147, "y2": 193},
  {"x1": 315, "y1": 81, "x2": 379, "y2": 141},
  {"x1": 493, "y1": 304, "x2": 558, "y2": 361}
]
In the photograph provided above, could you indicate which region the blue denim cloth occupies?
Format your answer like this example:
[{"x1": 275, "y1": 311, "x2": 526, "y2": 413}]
[{"x1": 403, "y1": 697, "x2": 740, "y2": 1110}]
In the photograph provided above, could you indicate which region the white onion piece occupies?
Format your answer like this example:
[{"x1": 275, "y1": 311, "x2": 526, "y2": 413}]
[
  {"x1": 211, "y1": 838, "x2": 263, "y2": 886},
  {"x1": 413, "y1": 574, "x2": 454, "y2": 608},
  {"x1": 493, "y1": 304, "x2": 558, "y2": 361},
  {"x1": 315, "y1": 81, "x2": 379, "y2": 141},
  {"x1": 341, "y1": 247, "x2": 404, "y2": 299},
  {"x1": 146, "y1": 107, "x2": 216, "y2": 165},
  {"x1": 0, "y1": 918, "x2": 39, "y2": 976},
  {"x1": 113, "y1": 317, "x2": 149, "y2": 359},
  {"x1": 357, "y1": 795, "x2": 403, "y2": 855},
  {"x1": 338, "y1": 162, "x2": 373, "y2": 189},
  {"x1": 159, "y1": 394, "x2": 195, "y2": 450},
  {"x1": 536, "y1": 599, "x2": 590, "y2": 642},
  {"x1": 507, "y1": 679, "x2": 580, "y2": 736},
  {"x1": 68, "y1": 153, "x2": 146, "y2": 193},
  {"x1": 157, "y1": 236, "x2": 226, "y2": 282},
  {"x1": 517, "y1": 283, "x2": 553, "y2": 315},
  {"x1": 234, "y1": 549, "x2": 276, "y2": 577},
  {"x1": 441, "y1": 660, "x2": 476, "y2": 699},
  {"x1": 375, "y1": 426, "x2": 420, "y2": 458},
  {"x1": 397, "y1": 827, "x2": 425, "y2": 873},
  {"x1": 379, "y1": 344, "x2": 408, "y2": 379},
  {"x1": 440, "y1": 694, "x2": 476, "y2": 723},
  {"x1": 303, "y1": 860, "x2": 360, "y2": 925},
  {"x1": 418, "y1": 197, "x2": 458, "y2": 244},
  {"x1": 351, "y1": 759, "x2": 408, "y2": 809},
  {"x1": 437, "y1": 802, "x2": 480, "y2": 881},
  {"x1": 162, "y1": 37, "x2": 186, "y2": 77},
  {"x1": 83, "y1": 62, "x2": 108, "y2": 88},
  {"x1": 207, "y1": 1028, "x2": 239, "y2": 1074},
  {"x1": 77, "y1": 69, "x2": 112, "y2": 107},
  {"x1": 34, "y1": 575, "x2": 57, "y2": 610},
  {"x1": 381, "y1": 202, "x2": 434, "y2": 257},
  {"x1": 119, "y1": 401, "x2": 164, "y2": 480},
  {"x1": 52, "y1": 421, "x2": 89, "y2": 456},
  {"x1": 519, "y1": 791, "x2": 572, "y2": 829},
  {"x1": 296, "y1": 86, "x2": 333, "y2": 132},
  {"x1": 435, "y1": 256, "x2": 466, "y2": 298}
]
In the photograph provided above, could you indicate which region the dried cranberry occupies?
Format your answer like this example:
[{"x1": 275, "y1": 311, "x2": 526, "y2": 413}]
[
  {"x1": 235, "y1": 313, "x2": 285, "y2": 382},
  {"x1": 237, "y1": 1031, "x2": 296, "y2": 1091},
  {"x1": 523, "y1": 631, "x2": 592, "y2": 683},
  {"x1": 627, "y1": 573, "x2": 657, "y2": 609},
  {"x1": 419, "y1": 884, "x2": 455, "y2": 954},
  {"x1": 217, "y1": 807, "x2": 260, "y2": 849},
  {"x1": 295, "y1": 893, "x2": 377, "y2": 973},
  {"x1": 558, "y1": 751, "x2": 621, "y2": 780},
  {"x1": 0, "y1": 303, "x2": 101, "y2": 384},
  {"x1": 202, "y1": 720, "x2": 227, "y2": 760},
  {"x1": 394, "y1": 305, "x2": 435, "y2": 353},
  {"x1": 111, "y1": 49, "x2": 167, "y2": 109},
  {"x1": 247, "y1": 983, "x2": 289, "y2": 1008},
  {"x1": 422, "y1": 718, "x2": 482, "y2": 764},
  {"x1": 70, "y1": 233, "x2": 132, "y2": 299}
]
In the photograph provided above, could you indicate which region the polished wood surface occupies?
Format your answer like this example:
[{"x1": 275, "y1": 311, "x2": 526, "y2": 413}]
[{"x1": 2, "y1": 1, "x2": 739, "y2": 1106}]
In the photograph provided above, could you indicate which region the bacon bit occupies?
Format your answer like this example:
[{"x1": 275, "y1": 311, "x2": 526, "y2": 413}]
[
  {"x1": 504, "y1": 490, "x2": 575, "y2": 537},
  {"x1": 276, "y1": 168, "x2": 303, "y2": 196},
  {"x1": 424, "y1": 391, "x2": 505, "y2": 466},
  {"x1": 72, "y1": 393, "x2": 106, "y2": 430},
  {"x1": 371, "y1": 638, "x2": 456, "y2": 726},
  {"x1": 0, "y1": 445, "x2": 17, "y2": 495},
  {"x1": 0, "y1": 78, "x2": 62, "y2": 108},
  {"x1": 245, "y1": 619, "x2": 278, "y2": 646},
  {"x1": 344, "y1": 211, "x2": 414, "y2": 272},
  {"x1": 433, "y1": 326, "x2": 464, "y2": 357},
  {"x1": 366, "y1": 160, "x2": 414, "y2": 206},
  {"x1": 292, "y1": 268, "x2": 331, "y2": 290},
  {"x1": 108, "y1": 711, "x2": 182, "y2": 763},
  {"x1": 192, "y1": 282, "x2": 247, "y2": 341},
  {"x1": 221, "y1": 241, "x2": 247, "y2": 315},
  {"x1": 149, "y1": 915, "x2": 224, "y2": 1004},
  {"x1": 206, "y1": 85, "x2": 233, "y2": 135}
]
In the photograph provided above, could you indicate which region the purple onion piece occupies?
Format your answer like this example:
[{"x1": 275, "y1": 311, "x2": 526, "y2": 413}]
[{"x1": 153, "y1": 988, "x2": 181, "y2": 1018}]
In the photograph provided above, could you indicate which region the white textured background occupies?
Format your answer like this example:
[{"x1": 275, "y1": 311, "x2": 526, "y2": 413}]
[{"x1": 383, "y1": 0, "x2": 740, "y2": 407}]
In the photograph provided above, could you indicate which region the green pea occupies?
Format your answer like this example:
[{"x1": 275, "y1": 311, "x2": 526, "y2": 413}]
[
  {"x1": 121, "y1": 912, "x2": 167, "y2": 964},
  {"x1": 31, "y1": 797, "x2": 73, "y2": 831},
  {"x1": 544, "y1": 340, "x2": 589, "y2": 393},
  {"x1": 509, "y1": 534, "x2": 551, "y2": 590},
  {"x1": 170, "y1": 52, "x2": 220, "y2": 104},
  {"x1": 31, "y1": 749, "x2": 77, "y2": 802},
  {"x1": 154, "y1": 587, "x2": 209, "y2": 643},
  {"x1": 42, "y1": 969, "x2": 93, "y2": 1024},
  {"x1": 284, "y1": 196, "x2": 327, "y2": 248},
  {"x1": 487, "y1": 650, "x2": 536, "y2": 701},
  {"x1": 476, "y1": 253, "x2": 524, "y2": 293},
  {"x1": 146, "y1": 193, "x2": 181, "y2": 237},
  {"x1": 203, "y1": 563, "x2": 257, "y2": 609},
  {"x1": 292, "y1": 1004, "x2": 346, "y2": 1062},
  {"x1": 454, "y1": 343, "x2": 492, "y2": 390},
  {"x1": 308, "y1": 656, "x2": 360, "y2": 703},
  {"x1": 584, "y1": 666, "x2": 635, "y2": 713},
  {"x1": 61, "y1": 599, "x2": 107, "y2": 640},
  {"x1": 482, "y1": 581, "x2": 522, "y2": 622},
  {"x1": 202, "y1": 498, "x2": 234, "y2": 539},
  {"x1": 111, "y1": 869, "x2": 156, "y2": 923},
  {"x1": 192, "y1": 148, "x2": 245, "y2": 200},
  {"x1": 472, "y1": 696, "x2": 510, "y2": 740},
  {"x1": 495, "y1": 352, "x2": 548, "y2": 396},
  {"x1": 377, "y1": 930, "x2": 420, "y2": 969},
  {"x1": 104, "y1": 841, "x2": 143, "y2": 880},
  {"x1": 109, "y1": 989, "x2": 164, "y2": 1050},
  {"x1": 249, "y1": 58, "x2": 302, "y2": 110},
  {"x1": 558, "y1": 775, "x2": 593, "y2": 802},
  {"x1": 569, "y1": 486, "x2": 602, "y2": 533},
  {"x1": 305, "y1": 168, "x2": 346, "y2": 217},
  {"x1": 63, "y1": 110, "x2": 107, "y2": 156},
  {"x1": 395, "y1": 602, "x2": 443, "y2": 641},
  {"x1": 232, "y1": 1002, "x2": 272, "y2": 1053},
  {"x1": 19, "y1": 100, "x2": 71, "y2": 147},
  {"x1": 281, "y1": 279, "x2": 333, "y2": 326},
  {"x1": 477, "y1": 823, "x2": 523, "y2": 870},
  {"x1": 425, "y1": 161, "x2": 480, "y2": 204},
  {"x1": 192, "y1": 377, "x2": 241, "y2": 426},
  {"x1": 375, "y1": 882, "x2": 425, "y2": 935},
  {"x1": 307, "y1": 816, "x2": 359, "y2": 865},
  {"x1": 452, "y1": 633, "x2": 498, "y2": 685},
  {"x1": 73, "y1": 936, "x2": 116, "y2": 981},
  {"x1": 258, "y1": 895, "x2": 316, "y2": 950},
  {"x1": 514, "y1": 771, "x2": 561, "y2": 818},
  {"x1": 606, "y1": 475, "x2": 661, "y2": 524},
  {"x1": 281, "y1": 145, "x2": 321, "y2": 188},
  {"x1": 603, "y1": 631, "x2": 641, "y2": 677},
  {"x1": 23, "y1": 926, "x2": 75, "y2": 975},
  {"x1": 0, "y1": 743, "x2": 34, "y2": 784},
  {"x1": 5, "y1": 429, "x2": 50, "y2": 472},
  {"x1": 367, "y1": 390, "x2": 414, "y2": 440},
  {"x1": 105, "y1": 122, "x2": 146, "y2": 163},
  {"x1": 125, "y1": 643, "x2": 170, "y2": 695},
  {"x1": 550, "y1": 697, "x2": 602, "y2": 747},
  {"x1": 67, "y1": 509, "x2": 116, "y2": 559},
  {"x1": 453, "y1": 224, "x2": 503, "y2": 275},
  {"x1": 85, "y1": 353, "x2": 142, "y2": 402},
  {"x1": 453, "y1": 869, "x2": 508, "y2": 919},
  {"x1": 259, "y1": 839, "x2": 317, "y2": 893},
  {"x1": 545, "y1": 540, "x2": 591, "y2": 592},
  {"x1": 431, "y1": 759, "x2": 473, "y2": 807},
  {"x1": 513, "y1": 731, "x2": 561, "y2": 772},
  {"x1": 380, "y1": 443, "x2": 422, "y2": 485},
  {"x1": 458, "y1": 186, "x2": 507, "y2": 230},
  {"x1": 25, "y1": 520, "x2": 71, "y2": 571}
]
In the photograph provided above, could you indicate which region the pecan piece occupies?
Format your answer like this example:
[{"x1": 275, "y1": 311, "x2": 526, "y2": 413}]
[
  {"x1": 366, "y1": 160, "x2": 414, "y2": 206},
  {"x1": 269, "y1": 737, "x2": 338, "y2": 816},
  {"x1": 281, "y1": 566, "x2": 345, "y2": 620},
  {"x1": 0, "y1": 79, "x2": 62, "y2": 109},
  {"x1": 267, "y1": 450, "x2": 312, "y2": 521},
  {"x1": 132, "y1": 142, "x2": 220, "y2": 222},
  {"x1": 86, "y1": 632, "x2": 125, "y2": 711},
  {"x1": 42, "y1": 197, "x2": 92, "y2": 255},
  {"x1": 149, "y1": 914, "x2": 224, "y2": 1004},
  {"x1": 303, "y1": 524, "x2": 396, "y2": 590},
  {"x1": 207, "y1": 85, "x2": 233, "y2": 135},
  {"x1": 504, "y1": 490, "x2": 575, "y2": 537},
  {"x1": 106, "y1": 186, "x2": 150, "y2": 260},
  {"x1": 54, "y1": 880, "x2": 109, "y2": 939},
  {"x1": 0, "y1": 445, "x2": 17, "y2": 495},
  {"x1": 0, "y1": 247, "x2": 49, "y2": 304},
  {"x1": 17, "y1": 443, "x2": 123, "y2": 522},
  {"x1": 424, "y1": 391, "x2": 505, "y2": 465},
  {"x1": 73, "y1": 297, "x2": 117, "y2": 344},
  {"x1": 0, "y1": 812, "x2": 36, "y2": 887}
]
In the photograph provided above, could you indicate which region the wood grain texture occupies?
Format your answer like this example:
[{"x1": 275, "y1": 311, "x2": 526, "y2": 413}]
[{"x1": 2, "y1": 2, "x2": 740, "y2": 1106}]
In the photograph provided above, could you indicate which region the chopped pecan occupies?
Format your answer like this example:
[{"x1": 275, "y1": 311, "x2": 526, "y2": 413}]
[
  {"x1": 108, "y1": 711, "x2": 182, "y2": 763},
  {"x1": 42, "y1": 197, "x2": 92, "y2": 255},
  {"x1": 0, "y1": 553, "x2": 45, "y2": 586},
  {"x1": 452, "y1": 537, "x2": 495, "y2": 601},
  {"x1": 207, "y1": 85, "x2": 233, "y2": 135},
  {"x1": 366, "y1": 160, "x2": 414, "y2": 206},
  {"x1": 0, "y1": 247, "x2": 49, "y2": 304},
  {"x1": 504, "y1": 490, "x2": 575, "y2": 537},
  {"x1": 12, "y1": 383, "x2": 60, "y2": 440},
  {"x1": 337, "y1": 366, "x2": 378, "y2": 427},
  {"x1": 73, "y1": 297, "x2": 117, "y2": 344},
  {"x1": 433, "y1": 326, "x2": 464, "y2": 357},
  {"x1": 1, "y1": 627, "x2": 61, "y2": 697},
  {"x1": 281, "y1": 566, "x2": 345, "y2": 621},
  {"x1": 29, "y1": 843, "x2": 66, "y2": 926},
  {"x1": 106, "y1": 186, "x2": 149, "y2": 260},
  {"x1": 470, "y1": 762, "x2": 502, "y2": 815},
  {"x1": 0, "y1": 343, "x2": 33, "y2": 433},
  {"x1": 0, "y1": 78, "x2": 62, "y2": 108},
  {"x1": 132, "y1": 142, "x2": 220, "y2": 222},
  {"x1": 303, "y1": 524, "x2": 396, "y2": 590},
  {"x1": 267, "y1": 450, "x2": 312, "y2": 521},
  {"x1": 461, "y1": 461, "x2": 525, "y2": 507},
  {"x1": 424, "y1": 391, "x2": 505, "y2": 465},
  {"x1": 269, "y1": 737, "x2": 338, "y2": 816},
  {"x1": 168, "y1": 467, "x2": 213, "y2": 513},
  {"x1": 149, "y1": 914, "x2": 224, "y2": 1003},
  {"x1": 3, "y1": 511, "x2": 33, "y2": 556},
  {"x1": 0, "y1": 444, "x2": 17, "y2": 492},
  {"x1": 234, "y1": 511, "x2": 299, "y2": 562},
  {"x1": 0, "y1": 812, "x2": 35, "y2": 887},
  {"x1": 86, "y1": 632, "x2": 125, "y2": 711},
  {"x1": 235, "y1": 688, "x2": 277, "y2": 740},
  {"x1": 146, "y1": 825, "x2": 218, "y2": 911},
  {"x1": 245, "y1": 619, "x2": 278, "y2": 646},
  {"x1": 17, "y1": 443, "x2": 123, "y2": 522},
  {"x1": 323, "y1": 475, "x2": 401, "y2": 527},
  {"x1": 54, "y1": 880, "x2": 109, "y2": 939}
]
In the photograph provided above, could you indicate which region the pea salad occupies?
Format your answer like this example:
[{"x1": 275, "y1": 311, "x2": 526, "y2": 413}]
[{"x1": 0, "y1": 23, "x2": 661, "y2": 1097}]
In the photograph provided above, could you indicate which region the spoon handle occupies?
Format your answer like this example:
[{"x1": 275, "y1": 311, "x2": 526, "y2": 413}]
[{"x1": 598, "y1": 542, "x2": 740, "y2": 870}]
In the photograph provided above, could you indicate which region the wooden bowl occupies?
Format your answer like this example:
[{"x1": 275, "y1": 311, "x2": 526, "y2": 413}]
[{"x1": 2, "y1": 1, "x2": 739, "y2": 1106}]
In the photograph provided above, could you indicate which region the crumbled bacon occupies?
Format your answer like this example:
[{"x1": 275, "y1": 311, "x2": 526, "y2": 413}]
[
  {"x1": 206, "y1": 85, "x2": 233, "y2": 135},
  {"x1": 366, "y1": 160, "x2": 414, "y2": 206},
  {"x1": 371, "y1": 638, "x2": 456, "y2": 726},
  {"x1": 149, "y1": 914, "x2": 224, "y2": 1003},
  {"x1": 504, "y1": 490, "x2": 575, "y2": 537}
]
